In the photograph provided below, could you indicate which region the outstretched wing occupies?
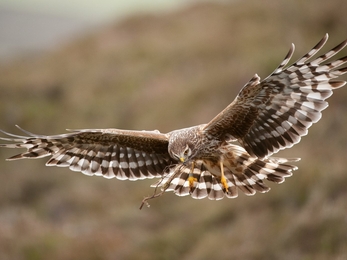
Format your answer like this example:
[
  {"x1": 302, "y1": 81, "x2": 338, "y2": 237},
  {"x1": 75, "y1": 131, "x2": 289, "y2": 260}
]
[
  {"x1": 0, "y1": 126, "x2": 173, "y2": 180},
  {"x1": 203, "y1": 34, "x2": 347, "y2": 158}
]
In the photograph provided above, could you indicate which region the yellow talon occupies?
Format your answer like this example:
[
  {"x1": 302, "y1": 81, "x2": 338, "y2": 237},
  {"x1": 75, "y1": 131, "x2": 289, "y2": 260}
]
[
  {"x1": 220, "y1": 161, "x2": 229, "y2": 190},
  {"x1": 221, "y1": 175, "x2": 229, "y2": 190},
  {"x1": 188, "y1": 161, "x2": 197, "y2": 189},
  {"x1": 188, "y1": 176, "x2": 197, "y2": 188}
]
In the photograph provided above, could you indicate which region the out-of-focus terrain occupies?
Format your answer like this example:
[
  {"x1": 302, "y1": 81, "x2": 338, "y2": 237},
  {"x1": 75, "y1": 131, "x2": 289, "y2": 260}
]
[{"x1": 0, "y1": 0, "x2": 347, "y2": 259}]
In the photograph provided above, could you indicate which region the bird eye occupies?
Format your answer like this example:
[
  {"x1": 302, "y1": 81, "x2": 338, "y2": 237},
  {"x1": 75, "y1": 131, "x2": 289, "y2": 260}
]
[{"x1": 184, "y1": 146, "x2": 190, "y2": 156}]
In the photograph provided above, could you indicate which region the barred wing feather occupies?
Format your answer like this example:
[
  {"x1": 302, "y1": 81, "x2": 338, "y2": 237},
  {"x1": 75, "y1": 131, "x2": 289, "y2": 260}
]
[
  {"x1": 0, "y1": 127, "x2": 172, "y2": 180},
  {"x1": 204, "y1": 34, "x2": 347, "y2": 158}
]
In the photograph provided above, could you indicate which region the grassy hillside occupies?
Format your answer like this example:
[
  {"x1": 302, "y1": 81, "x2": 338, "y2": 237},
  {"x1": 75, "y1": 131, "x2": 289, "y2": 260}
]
[{"x1": 0, "y1": 0, "x2": 347, "y2": 259}]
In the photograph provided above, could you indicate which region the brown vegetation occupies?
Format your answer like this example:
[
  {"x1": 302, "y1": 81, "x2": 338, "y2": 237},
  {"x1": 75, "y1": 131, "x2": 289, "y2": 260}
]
[{"x1": 0, "y1": 0, "x2": 347, "y2": 259}]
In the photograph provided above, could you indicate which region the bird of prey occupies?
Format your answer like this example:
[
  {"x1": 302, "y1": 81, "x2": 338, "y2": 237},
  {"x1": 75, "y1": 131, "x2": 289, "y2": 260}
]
[{"x1": 1, "y1": 34, "x2": 346, "y2": 208}]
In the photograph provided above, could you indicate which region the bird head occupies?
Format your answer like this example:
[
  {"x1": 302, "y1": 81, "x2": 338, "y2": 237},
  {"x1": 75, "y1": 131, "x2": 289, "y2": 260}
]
[{"x1": 168, "y1": 139, "x2": 194, "y2": 163}]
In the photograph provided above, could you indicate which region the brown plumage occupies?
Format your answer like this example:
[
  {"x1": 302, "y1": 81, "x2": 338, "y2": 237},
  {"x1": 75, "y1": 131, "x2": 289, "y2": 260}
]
[{"x1": 1, "y1": 34, "x2": 346, "y2": 207}]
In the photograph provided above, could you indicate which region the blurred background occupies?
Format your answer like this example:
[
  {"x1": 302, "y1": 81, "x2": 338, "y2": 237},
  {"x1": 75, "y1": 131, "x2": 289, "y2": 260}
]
[{"x1": 0, "y1": 0, "x2": 347, "y2": 259}]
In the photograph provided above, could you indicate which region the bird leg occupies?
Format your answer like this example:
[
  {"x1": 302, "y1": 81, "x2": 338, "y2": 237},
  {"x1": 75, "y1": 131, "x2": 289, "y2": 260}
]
[
  {"x1": 188, "y1": 161, "x2": 197, "y2": 190},
  {"x1": 220, "y1": 160, "x2": 229, "y2": 191}
]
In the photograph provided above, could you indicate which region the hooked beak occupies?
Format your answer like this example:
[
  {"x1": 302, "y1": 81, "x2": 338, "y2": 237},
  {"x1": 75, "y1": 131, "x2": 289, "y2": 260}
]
[{"x1": 179, "y1": 157, "x2": 185, "y2": 162}]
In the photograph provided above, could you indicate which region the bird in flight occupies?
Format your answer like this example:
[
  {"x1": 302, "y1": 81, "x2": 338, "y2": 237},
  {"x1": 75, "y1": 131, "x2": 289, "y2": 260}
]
[{"x1": 1, "y1": 34, "x2": 346, "y2": 208}]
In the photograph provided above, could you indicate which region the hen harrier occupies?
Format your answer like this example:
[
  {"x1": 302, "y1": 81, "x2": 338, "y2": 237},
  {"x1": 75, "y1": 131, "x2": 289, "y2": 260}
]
[{"x1": 1, "y1": 34, "x2": 346, "y2": 208}]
